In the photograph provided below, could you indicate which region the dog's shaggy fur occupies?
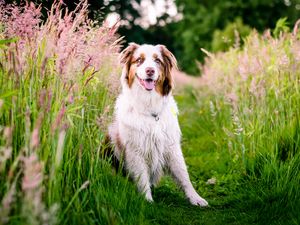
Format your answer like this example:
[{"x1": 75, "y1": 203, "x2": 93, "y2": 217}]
[{"x1": 108, "y1": 43, "x2": 208, "y2": 206}]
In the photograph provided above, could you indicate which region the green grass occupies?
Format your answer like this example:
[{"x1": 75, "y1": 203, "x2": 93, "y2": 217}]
[
  {"x1": 3, "y1": 71, "x2": 297, "y2": 225},
  {"x1": 174, "y1": 89, "x2": 300, "y2": 225},
  {"x1": 1, "y1": 2, "x2": 300, "y2": 224}
]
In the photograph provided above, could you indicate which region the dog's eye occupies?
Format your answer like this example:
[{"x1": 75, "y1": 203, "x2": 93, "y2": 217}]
[
  {"x1": 136, "y1": 58, "x2": 143, "y2": 65},
  {"x1": 154, "y1": 58, "x2": 161, "y2": 64}
]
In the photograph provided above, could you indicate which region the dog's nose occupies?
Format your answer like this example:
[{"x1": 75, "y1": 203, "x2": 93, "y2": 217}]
[{"x1": 145, "y1": 67, "x2": 155, "y2": 76}]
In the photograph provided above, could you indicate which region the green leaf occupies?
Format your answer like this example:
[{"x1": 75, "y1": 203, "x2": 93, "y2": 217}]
[{"x1": 0, "y1": 38, "x2": 18, "y2": 48}]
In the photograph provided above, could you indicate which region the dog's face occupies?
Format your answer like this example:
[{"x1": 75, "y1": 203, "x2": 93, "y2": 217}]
[{"x1": 120, "y1": 43, "x2": 177, "y2": 96}]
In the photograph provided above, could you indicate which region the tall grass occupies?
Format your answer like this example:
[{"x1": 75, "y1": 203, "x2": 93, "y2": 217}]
[
  {"x1": 0, "y1": 1, "x2": 149, "y2": 224},
  {"x1": 193, "y1": 22, "x2": 300, "y2": 223},
  {"x1": 1, "y1": 1, "x2": 300, "y2": 224}
]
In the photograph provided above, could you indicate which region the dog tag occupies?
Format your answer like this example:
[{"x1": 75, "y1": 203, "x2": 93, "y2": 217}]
[{"x1": 151, "y1": 113, "x2": 159, "y2": 121}]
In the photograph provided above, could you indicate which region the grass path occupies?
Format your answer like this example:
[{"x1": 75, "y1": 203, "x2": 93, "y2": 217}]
[
  {"x1": 132, "y1": 91, "x2": 243, "y2": 225},
  {"x1": 143, "y1": 90, "x2": 298, "y2": 225}
]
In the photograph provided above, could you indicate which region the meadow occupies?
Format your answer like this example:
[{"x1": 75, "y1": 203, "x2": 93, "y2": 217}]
[{"x1": 0, "y1": 1, "x2": 299, "y2": 225}]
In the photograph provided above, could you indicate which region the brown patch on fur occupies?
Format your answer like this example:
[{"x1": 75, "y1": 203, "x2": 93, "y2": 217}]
[
  {"x1": 155, "y1": 65, "x2": 166, "y2": 95},
  {"x1": 155, "y1": 45, "x2": 177, "y2": 96},
  {"x1": 115, "y1": 132, "x2": 124, "y2": 151},
  {"x1": 127, "y1": 62, "x2": 137, "y2": 88},
  {"x1": 138, "y1": 53, "x2": 145, "y2": 60},
  {"x1": 126, "y1": 52, "x2": 147, "y2": 87},
  {"x1": 120, "y1": 43, "x2": 139, "y2": 87},
  {"x1": 135, "y1": 53, "x2": 145, "y2": 67}
]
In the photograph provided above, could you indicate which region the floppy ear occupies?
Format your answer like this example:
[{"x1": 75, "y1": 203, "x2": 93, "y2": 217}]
[
  {"x1": 157, "y1": 45, "x2": 177, "y2": 96},
  {"x1": 120, "y1": 42, "x2": 139, "y2": 65},
  {"x1": 119, "y1": 42, "x2": 139, "y2": 87}
]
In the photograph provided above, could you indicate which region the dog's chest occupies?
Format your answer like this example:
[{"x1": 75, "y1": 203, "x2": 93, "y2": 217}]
[
  {"x1": 135, "y1": 118, "x2": 167, "y2": 172},
  {"x1": 130, "y1": 115, "x2": 168, "y2": 152},
  {"x1": 117, "y1": 93, "x2": 179, "y2": 170},
  {"x1": 121, "y1": 111, "x2": 171, "y2": 168}
]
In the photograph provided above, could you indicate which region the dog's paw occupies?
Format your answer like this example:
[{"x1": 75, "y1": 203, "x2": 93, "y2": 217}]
[
  {"x1": 188, "y1": 195, "x2": 208, "y2": 207},
  {"x1": 145, "y1": 192, "x2": 153, "y2": 202}
]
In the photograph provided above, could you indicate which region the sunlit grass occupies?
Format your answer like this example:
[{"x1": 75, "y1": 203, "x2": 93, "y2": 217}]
[
  {"x1": 0, "y1": 1, "x2": 140, "y2": 224},
  {"x1": 190, "y1": 22, "x2": 300, "y2": 224},
  {"x1": 0, "y1": 1, "x2": 299, "y2": 224}
]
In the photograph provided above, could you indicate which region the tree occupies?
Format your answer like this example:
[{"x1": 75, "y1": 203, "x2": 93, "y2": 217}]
[
  {"x1": 174, "y1": 0, "x2": 300, "y2": 74},
  {"x1": 5, "y1": 0, "x2": 300, "y2": 75},
  {"x1": 3, "y1": 0, "x2": 142, "y2": 25}
]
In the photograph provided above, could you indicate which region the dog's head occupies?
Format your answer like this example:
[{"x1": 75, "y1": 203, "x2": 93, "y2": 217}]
[{"x1": 120, "y1": 43, "x2": 177, "y2": 96}]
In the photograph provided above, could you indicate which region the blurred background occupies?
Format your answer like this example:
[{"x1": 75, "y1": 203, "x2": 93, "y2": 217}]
[{"x1": 6, "y1": 0, "x2": 300, "y2": 75}]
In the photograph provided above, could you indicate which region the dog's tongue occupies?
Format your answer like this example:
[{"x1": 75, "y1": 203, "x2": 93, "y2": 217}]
[{"x1": 143, "y1": 79, "x2": 155, "y2": 90}]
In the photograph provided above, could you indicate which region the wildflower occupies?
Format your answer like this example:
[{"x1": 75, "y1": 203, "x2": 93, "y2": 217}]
[
  {"x1": 226, "y1": 92, "x2": 238, "y2": 110},
  {"x1": 96, "y1": 105, "x2": 112, "y2": 132},
  {"x1": 22, "y1": 154, "x2": 43, "y2": 191},
  {"x1": 0, "y1": 146, "x2": 12, "y2": 172},
  {"x1": 209, "y1": 101, "x2": 217, "y2": 119},
  {"x1": 0, "y1": 181, "x2": 16, "y2": 224},
  {"x1": 30, "y1": 128, "x2": 39, "y2": 149},
  {"x1": 51, "y1": 105, "x2": 66, "y2": 133},
  {"x1": 278, "y1": 54, "x2": 289, "y2": 68},
  {"x1": 38, "y1": 89, "x2": 47, "y2": 109},
  {"x1": 0, "y1": 1, "x2": 41, "y2": 40},
  {"x1": 68, "y1": 95, "x2": 74, "y2": 104},
  {"x1": 55, "y1": 129, "x2": 66, "y2": 168},
  {"x1": 292, "y1": 19, "x2": 300, "y2": 36},
  {"x1": 3, "y1": 126, "x2": 13, "y2": 146},
  {"x1": 1, "y1": 0, "x2": 120, "y2": 80},
  {"x1": 231, "y1": 110, "x2": 244, "y2": 136},
  {"x1": 291, "y1": 42, "x2": 300, "y2": 62},
  {"x1": 22, "y1": 153, "x2": 57, "y2": 225}
]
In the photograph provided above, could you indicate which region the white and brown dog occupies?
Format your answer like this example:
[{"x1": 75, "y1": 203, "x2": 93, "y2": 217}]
[{"x1": 108, "y1": 43, "x2": 208, "y2": 207}]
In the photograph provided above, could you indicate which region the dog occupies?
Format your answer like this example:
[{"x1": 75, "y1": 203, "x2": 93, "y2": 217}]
[{"x1": 108, "y1": 43, "x2": 208, "y2": 207}]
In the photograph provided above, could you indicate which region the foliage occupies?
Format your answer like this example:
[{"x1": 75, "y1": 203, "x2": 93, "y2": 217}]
[
  {"x1": 175, "y1": 0, "x2": 300, "y2": 74},
  {"x1": 211, "y1": 17, "x2": 251, "y2": 52},
  {"x1": 4, "y1": 0, "x2": 300, "y2": 75},
  {"x1": 3, "y1": 0, "x2": 142, "y2": 23},
  {"x1": 273, "y1": 17, "x2": 290, "y2": 38}
]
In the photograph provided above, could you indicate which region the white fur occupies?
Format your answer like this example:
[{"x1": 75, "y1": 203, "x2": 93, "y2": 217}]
[
  {"x1": 109, "y1": 44, "x2": 208, "y2": 207},
  {"x1": 134, "y1": 44, "x2": 162, "y2": 81}
]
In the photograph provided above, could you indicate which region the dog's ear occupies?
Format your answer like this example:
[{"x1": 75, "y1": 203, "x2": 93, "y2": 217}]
[
  {"x1": 157, "y1": 45, "x2": 177, "y2": 96},
  {"x1": 120, "y1": 43, "x2": 139, "y2": 87},
  {"x1": 120, "y1": 42, "x2": 139, "y2": 65}
]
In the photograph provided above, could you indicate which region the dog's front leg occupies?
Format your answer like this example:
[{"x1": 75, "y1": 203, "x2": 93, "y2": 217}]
[
  {"x1": 125, "y1": 150, "x2": 153, "y2": 202},
  {"x1": 167, "y1": 146, "x2": 208, "y2": 207}
]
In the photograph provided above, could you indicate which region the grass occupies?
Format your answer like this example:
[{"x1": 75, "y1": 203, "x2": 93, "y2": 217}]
[
  {"x1": 0, "y1": 1, "x2": 300, "y2": 224},
  {"x1": 175, "y1": 89, "x2": 300, "y2": 225}
]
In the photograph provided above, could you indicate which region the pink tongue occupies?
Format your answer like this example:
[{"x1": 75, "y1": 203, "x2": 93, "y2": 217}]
[{"x1": 143, "y1": 80, "x2": 155, "y2": 90}]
